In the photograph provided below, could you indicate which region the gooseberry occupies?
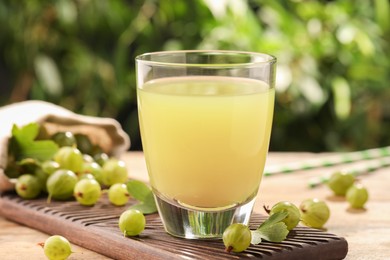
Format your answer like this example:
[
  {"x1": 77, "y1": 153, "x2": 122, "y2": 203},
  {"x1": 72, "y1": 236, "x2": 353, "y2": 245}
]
[
  {"x1": 40, "y1": 235, "x2": 72, "y2": 260},
  {"x1": 54, "y1": 147, "x2": 84, "y2": 173},
  {"x1": 74, "y1": 133, "x2": 93, "y2": 155},
  {"x1": 74, "y1": 179, "x2": 101, "y2": 206},
  {"x1": 93, "y1": 152, "x2": 109, "y2": 166},
  {"x1": 82, "y1": 154, "x2": 94, "y2": 163},
  {"x1": 118, "y1": 209, "x2": 146, "y2": 237},
  {"x1": 327, "y1": 171, "x2": 355, "y2": 196},
  {"x1": 15, "y1": 174, "x2": 41, "y2": 199},
  {"x1": 267, "y1": 201, "x2": 301, "y2": 231},
  {"x1": 108, "y1": 183, "x2": 130, "y2": 206},
  {"x1": 346, "y1": 183, "x2": 369, "y2": 209},
  {"x1": 34, "y1": 168, "x2": 49, "y2": 193},
  {"x1": 101, "y1": 159, "x2": 128, "y2": 187},
  {"x1": 47, "y1": 170, "x2": 78, "y2": 201},
  {"x1": 222, "y1": 223, "x2": 251, "y2": 253},
  {"x1": 51, "y1": 131, "x2": 76, "y2": 148},
  {"x1": 19, "y1": 158, "x2": 40, "y2": 174},
  {"x1": 299, "y1": 198, "x2": 330, "y2": 229},
  {"x1": 78, "y1": 173, "x2": 95, "y2": 181},
  {"x1": 41, "y1": 161, "x2": 60, "y2": 175},
  {"x1": 81, "y1": 162, "x2": 103, "y2": 185}
]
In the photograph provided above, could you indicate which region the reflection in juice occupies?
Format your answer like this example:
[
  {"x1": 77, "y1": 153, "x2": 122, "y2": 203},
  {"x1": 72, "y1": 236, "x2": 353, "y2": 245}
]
[{"x1": 138, "y1": 76, "x2": 274, "y2": 209}]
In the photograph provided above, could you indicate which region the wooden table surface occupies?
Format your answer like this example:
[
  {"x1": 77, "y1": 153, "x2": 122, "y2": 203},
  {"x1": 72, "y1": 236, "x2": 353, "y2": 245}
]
[{"x1": 1, "y1": 151, "x2": 389, "y2": 260}]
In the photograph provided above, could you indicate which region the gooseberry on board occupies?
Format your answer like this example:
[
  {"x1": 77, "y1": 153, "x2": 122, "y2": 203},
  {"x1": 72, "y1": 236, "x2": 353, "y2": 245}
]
[
  {"x1": 299, "y1": 198, "x2": 330, "y2": 229},
  {"x1": 118, "y1": 209, "x2": 146, "y2": 237},
  {"x1": 222, "y1": 223, "x2": 252, "y2": 253}
]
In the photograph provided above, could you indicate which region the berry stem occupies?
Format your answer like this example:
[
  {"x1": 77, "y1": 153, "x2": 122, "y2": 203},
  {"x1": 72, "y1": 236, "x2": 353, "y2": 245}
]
[
  {"x1": 225, "y1": 245, "x2": 233, "y2": 253},
  {"x1": 263, "y1": 205, "x2": 271, "y2": 214}
]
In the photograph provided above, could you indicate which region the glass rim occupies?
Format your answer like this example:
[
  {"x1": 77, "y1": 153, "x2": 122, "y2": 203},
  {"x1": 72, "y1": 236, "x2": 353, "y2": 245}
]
[{"x1": 135, "y1": 50, "x2": 276, "y2": 68}]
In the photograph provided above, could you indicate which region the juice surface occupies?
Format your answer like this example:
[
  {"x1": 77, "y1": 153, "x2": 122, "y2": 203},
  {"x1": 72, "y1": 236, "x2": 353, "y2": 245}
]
[{"x1": 138, "y1": 76, "x2": 274, "y2": 209}]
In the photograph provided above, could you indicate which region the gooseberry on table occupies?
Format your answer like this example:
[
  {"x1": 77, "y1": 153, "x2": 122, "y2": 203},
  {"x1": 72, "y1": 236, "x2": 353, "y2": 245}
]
[
  {"x1": 327, "y1": 171, "x2": 355, "y2": 196},
  {"x1": 346, "y1": 183, "x2": 369, "y2": 209},
  {"x1": 81, "y1": 161, "x2": 103, "y2": 185},
  {"x1": 299, "y1": 198, "x2": 330, "y2": 229},
  {"x1": 53, "y1": 146, "x2": 84, "y2": 173},
  {"x1": 73, "y1": 178, "x2": 101, "y2": 206},
  {"x1": 222, "y1": 223, "x2": 252, "y2": 253},
  {"x1": 108, "y1": 183, "x2": 130, "y2": 206},
  {"x1": 41, "y1": 161, "x2": 60, "y2": 175},
  {"x1": 118, "y1": 209, "x2": 146, "y2": 237},
  {"x1": 101, "y1": 158, "x2": 128, "y2": 187},
  {"x1": 39, "y1": 235, "x2": 73, "y2": 260},
  {"x1": 15, "y1": 174, "x2": 41, "y2": 199},
  {"x1": 46, "y1": 170, "x2": 78, "y2": 201}
]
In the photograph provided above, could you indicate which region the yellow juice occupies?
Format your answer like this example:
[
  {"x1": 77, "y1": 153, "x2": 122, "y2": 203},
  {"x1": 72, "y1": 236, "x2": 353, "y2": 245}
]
[{"x1": 138, "y1": 76, "x2": 274, "y2": 209}]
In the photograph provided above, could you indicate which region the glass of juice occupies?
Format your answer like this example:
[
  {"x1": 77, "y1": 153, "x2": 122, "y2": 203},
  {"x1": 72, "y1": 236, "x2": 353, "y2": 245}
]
[{"x1": 136, "y1": 50, "x2": 276, "y2": 239}]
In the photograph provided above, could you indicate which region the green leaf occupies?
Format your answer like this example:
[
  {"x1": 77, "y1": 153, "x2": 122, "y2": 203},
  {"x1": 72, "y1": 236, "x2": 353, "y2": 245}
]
[
  {"x1": 18, "y1": 140, "x2": 59, "y2": 161},
  {"x1": 251, "y1": 211, "x2": 289, "y2": 244},
  {"x1": 129, "y1": 192, "x2": 157, "y2": 214},
  {"x1": 251, "y1": 230, "x2": 263, "y2": 245},
  {"x1": 258, "y1": 211, "x2": 288, "y2": 229},
  {"x1": 252, "y1": 222, "x2": 289, "y2": 243},
  {"x1": 12, "y1": 123, "x2": 39, "y2": 143},
  {"x1": 127, "y1": 180, "x2": 157, "y2": 214},
  {"x1": 9, "y1": 123, "x2": 59, "y2": 161},
  {"x1": 127, "y1": 179, "x2": 152, "y2": 201}
]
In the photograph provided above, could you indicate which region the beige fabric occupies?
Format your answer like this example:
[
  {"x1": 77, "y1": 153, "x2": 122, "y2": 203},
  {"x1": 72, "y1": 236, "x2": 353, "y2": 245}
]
[{"x1": 0, "y1": 100, "x2": 130, "y2": 192}]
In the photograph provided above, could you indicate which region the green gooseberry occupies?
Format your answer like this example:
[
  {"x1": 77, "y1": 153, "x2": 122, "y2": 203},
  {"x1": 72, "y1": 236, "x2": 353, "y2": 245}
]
[
  {"x1": 15, "y1": 174, "x2": 41, "y2": 199},
  {"x1": 222, "y1": 223, "x2": 251, "y2": 253},
  {"x1": 268, "y1": 201, "x2": 301, "y2": 231},
  {"x1": 41, "y1": 235, "x2": 72, "y2": 260},
  {"x1": 47, "y1": 170, "x2": 78, "y2": 201},
  {"x1": 101, "y1": 159, "x2": 128, "y2": 187},
  {"x1": 73, "y1": 178, "x2": 101, "y2": 206},
  {"x1": 327, "y1": 171, "x2": 355, "y2": 196},
  {"x1": 299, "y1": 198, "x2": 330, "y2": 229},
  {"x1": 108, "y1": 183, "x2": 130, "y2": 206},
  {"x1": 54, "y1": 147, "x2": 84, "y2": 173},
  {"x1": 51, "y1": 131, "x2": 76, "y2": 148},
  {"x1": 119, "y1": 209, "x2": 146, "y2": 237},
  {"x1": 346, "y1": 183, "x2": 369, "y2": 209}
]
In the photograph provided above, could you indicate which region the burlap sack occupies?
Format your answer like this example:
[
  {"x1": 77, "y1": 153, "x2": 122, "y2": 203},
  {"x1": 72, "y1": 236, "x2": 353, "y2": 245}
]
[{"x1": 0, "y1": 100, "x2": 130, "y2": 192}]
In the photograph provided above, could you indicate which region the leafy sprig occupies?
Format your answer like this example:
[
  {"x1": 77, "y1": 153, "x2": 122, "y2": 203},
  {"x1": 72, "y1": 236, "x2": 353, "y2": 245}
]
[
  {"x1": 9, "y1": 123, "x2": 59, "y2": 161},
  {"x1": 126, "y1": 179, "x2": 157, "y2": 214},
  {"x1": 251, "y1": 211, "x2": 289, "y2": 244}
]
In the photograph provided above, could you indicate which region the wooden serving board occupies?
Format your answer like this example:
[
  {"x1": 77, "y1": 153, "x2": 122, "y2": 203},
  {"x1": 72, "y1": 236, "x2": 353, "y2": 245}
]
[{"x1": 0, "y1": 192, "x2": 348, "y2": 259}]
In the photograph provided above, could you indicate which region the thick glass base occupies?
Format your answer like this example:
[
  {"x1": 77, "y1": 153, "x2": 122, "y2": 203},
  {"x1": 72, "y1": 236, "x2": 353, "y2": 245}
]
[{"x1": 154, "y1": 193, "x2": 256, "y2": 239}]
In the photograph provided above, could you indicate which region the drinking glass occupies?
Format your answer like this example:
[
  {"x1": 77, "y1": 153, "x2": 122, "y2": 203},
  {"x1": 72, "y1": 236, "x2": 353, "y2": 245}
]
[{"x1": 136, "y1": 50, "x2": 276, "y2": 239}]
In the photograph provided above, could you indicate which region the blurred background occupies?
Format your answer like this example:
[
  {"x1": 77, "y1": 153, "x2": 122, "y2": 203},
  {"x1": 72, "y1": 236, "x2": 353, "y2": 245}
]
[{"x1": 1, "y1": 0, "x2": 389, "y2": 152}]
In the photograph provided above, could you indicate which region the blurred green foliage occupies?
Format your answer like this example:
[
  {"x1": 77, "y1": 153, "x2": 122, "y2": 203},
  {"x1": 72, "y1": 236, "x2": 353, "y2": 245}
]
[{"x1": 1, "y1": 0, "x2": 389, "y2": 152}]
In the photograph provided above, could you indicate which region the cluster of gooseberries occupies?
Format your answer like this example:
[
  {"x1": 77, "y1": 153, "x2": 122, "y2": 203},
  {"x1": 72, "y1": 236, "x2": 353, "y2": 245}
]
[
  {"x1": 223, "y1": 199, "x2": 331, "y2": 253},
  {"x1": 327, "y1": 171, "x2": 369, "y2": 209},
  {"x1": 8, "y1": 130, "x2": 148, "y2": 259},
  {"x1": 222, "y1": 171, "x2": 370, "y2": 254},
  {"x1": 266, "y1": 200, "x2": 330, "y2": 229},
  {"x1": 11, "y1": 131, "x2": 131, "y2": 207}
]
